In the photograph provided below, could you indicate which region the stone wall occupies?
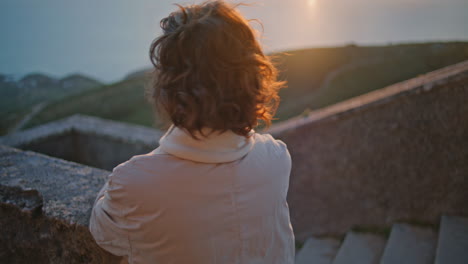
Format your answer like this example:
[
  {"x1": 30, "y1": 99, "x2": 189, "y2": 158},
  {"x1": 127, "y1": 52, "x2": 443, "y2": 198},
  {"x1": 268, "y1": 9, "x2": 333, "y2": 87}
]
[
  {"x1": 0, "y1": 145, "x2": 121, "y2": 263},
  {"x1": 264, "y1": 60, "x2": 468, "y2": 241},
  {"x1": 0, "y1": 114, "x2": 163, "y2": 171}
]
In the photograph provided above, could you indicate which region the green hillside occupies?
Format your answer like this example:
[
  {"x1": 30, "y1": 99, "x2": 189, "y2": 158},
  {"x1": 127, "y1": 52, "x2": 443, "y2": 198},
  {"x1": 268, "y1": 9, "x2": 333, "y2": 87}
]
[
  {"x1": 23, "y1": 76, "x2": 154, "y2": 129},
  {"x1": 0, "y1": 73, "x2": 102, "y2": 135},
  {"x1": 20, "y1": 41, "x2": 468, "y2": 132},
  {"x1": 273, "y1": 42, "x2": 468, "y2": 120}
]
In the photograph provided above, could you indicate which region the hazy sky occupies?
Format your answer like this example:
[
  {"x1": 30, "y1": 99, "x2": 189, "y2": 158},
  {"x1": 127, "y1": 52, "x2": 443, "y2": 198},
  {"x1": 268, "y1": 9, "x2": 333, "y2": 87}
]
[{"x1": 1, "y1": 0, "x2": 467, "y2": 83}]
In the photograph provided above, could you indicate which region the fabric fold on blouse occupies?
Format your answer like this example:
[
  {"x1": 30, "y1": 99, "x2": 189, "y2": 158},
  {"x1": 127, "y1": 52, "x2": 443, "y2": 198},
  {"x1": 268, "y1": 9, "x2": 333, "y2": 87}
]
[{"x1": 158, "y1": 124, "x2": 255, "y2": 163}]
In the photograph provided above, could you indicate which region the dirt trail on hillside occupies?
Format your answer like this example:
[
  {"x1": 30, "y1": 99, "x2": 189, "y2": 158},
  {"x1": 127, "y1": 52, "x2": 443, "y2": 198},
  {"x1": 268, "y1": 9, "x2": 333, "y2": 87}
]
[
  {"x1": 279, "y1": 58, "x2": 385, "y2": 119},
  {"x1": 8, "y1": 102, "x2": 47, "y2": 134}
]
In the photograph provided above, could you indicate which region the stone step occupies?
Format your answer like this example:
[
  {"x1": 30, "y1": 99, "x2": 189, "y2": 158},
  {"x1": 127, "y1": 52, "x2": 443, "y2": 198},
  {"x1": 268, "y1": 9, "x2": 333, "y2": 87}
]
[
  {"x1": 295, "y1": 236, "x2": 341, "y2": 264},
  {"x1": 380, "y1": 223, "x2": 437, "y2": 264},
  {"x1": 332, "y1": 231, "x2": 386, "y2": 264},
  {"x1": 435, "y1": 215, "x2": 468, "y2": 264}
]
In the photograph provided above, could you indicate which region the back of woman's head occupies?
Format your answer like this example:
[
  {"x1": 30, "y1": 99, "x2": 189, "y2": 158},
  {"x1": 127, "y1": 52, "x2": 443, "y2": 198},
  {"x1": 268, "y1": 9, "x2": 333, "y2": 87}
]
[{"x1": 147, "y1": 0, "x2": 286, "y2": 140}]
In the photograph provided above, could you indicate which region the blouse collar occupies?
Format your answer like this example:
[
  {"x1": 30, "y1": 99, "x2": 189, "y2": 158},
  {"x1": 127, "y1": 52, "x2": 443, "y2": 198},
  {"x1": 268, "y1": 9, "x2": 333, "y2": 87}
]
[{"x1": 158, "y1": 124, "x2": 255, "y2": 163}]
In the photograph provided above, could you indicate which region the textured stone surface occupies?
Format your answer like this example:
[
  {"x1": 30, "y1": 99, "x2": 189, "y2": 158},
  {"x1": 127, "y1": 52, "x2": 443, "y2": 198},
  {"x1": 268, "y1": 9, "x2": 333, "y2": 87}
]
[
  {"x1": 380, "y1": 223, "x2": 437, "y2": 264},
  {"x1": 0, "y1": 114, "x2": 163, "y2": 170},
  {"x1": 0, "y1": 190, "x2": 121, "y2": 263},
  {"x1": 435, "y1": 216, "x2": 468, "y2": 264},
  {"x1": 332, "y1": 231, "x2": 386, "y2": 264},
  {"x1": 295, "y1": 237, "x2": 341, "y2": 264},
  {"x1": 263, "y1": 60, "x2": 468, "y2": 240},
  {"x1": 0, "y1": 145, "x2": 110, "y2": 225},
  {"x1": 0, "y1": 185, "x2": 43, "y2": 217},
  {"x1": 0, "y1": 114, "x2": 162, "y2": 147},
  {"x1": 0, "y1": 145, "x2": 122, "y2": 263}
]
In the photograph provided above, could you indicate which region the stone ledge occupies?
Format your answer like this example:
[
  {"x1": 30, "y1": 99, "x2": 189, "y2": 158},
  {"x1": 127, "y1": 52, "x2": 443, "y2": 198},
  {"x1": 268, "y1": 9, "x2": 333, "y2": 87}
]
[
  {"x1": 0, "y1": 114, "x2": 164, "y2": 148},
  {"x1": 0, "y1": 185, "x2": 43, "y2": 218},
  {"x1": 0, "y1": 114, "x2": 163, "y2": 171},
  {"x1": 266, "y1": 60, "x2": 468, "y2": 240},
  {"x1": 264, "y1": 60, "x2": 468, "y2": 137},
  {"x1": 0, "y1": 145, "x2": 121, "y2": 263},
  {"x1": 0, "y1": 144, "x2": 110, "y2": 226}
]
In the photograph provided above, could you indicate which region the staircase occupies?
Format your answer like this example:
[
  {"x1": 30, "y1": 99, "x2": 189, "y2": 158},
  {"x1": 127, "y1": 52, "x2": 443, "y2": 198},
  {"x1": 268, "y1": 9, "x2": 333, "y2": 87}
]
[{"x1": 295, "y1": 216, "x2": 468, "y2": 264}]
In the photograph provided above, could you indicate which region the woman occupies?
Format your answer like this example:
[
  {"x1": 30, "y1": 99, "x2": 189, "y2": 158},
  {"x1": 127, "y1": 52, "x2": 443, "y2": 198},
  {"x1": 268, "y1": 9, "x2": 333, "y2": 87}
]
[{"x1": 89, "y1": 1, "x2": 295, "y2": 263}]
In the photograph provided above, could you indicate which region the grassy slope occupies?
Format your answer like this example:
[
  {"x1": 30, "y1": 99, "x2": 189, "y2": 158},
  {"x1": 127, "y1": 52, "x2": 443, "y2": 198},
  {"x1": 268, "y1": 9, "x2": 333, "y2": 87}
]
[
  {"x1": 23, "y1": 77, "x2": 154, "y2": 130},
  {"x1": 0, "y1": 74, "x2": 102, "y2": 135},
  {"x1": 274, "y1": 42, "x2": 468, "y2": 121},
  {"x1": 21, "y1": 41, "x2": 468, "y2": 132},
  {"x1": 307, "y1": 43, "x2": 468, "y2": 110}
]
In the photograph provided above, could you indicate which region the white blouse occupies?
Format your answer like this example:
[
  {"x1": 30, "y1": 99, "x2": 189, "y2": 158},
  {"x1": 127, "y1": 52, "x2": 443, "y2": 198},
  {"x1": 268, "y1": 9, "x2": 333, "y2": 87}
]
[{"x1": 89, "y1": 124, "x2": 295, "y2": 263}]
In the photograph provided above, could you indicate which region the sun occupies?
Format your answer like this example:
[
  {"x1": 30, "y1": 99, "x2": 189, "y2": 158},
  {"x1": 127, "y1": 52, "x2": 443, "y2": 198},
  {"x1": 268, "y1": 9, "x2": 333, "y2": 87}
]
[{"x1": 307, "y1": 0, "x2": 317, "y2": 7}]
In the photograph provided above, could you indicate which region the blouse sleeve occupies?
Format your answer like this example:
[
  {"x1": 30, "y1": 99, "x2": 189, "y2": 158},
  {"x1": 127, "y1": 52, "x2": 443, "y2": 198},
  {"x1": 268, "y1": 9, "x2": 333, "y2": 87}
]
[{"x1": 89, "y1": 161, "x2": 136, "y2": 257}]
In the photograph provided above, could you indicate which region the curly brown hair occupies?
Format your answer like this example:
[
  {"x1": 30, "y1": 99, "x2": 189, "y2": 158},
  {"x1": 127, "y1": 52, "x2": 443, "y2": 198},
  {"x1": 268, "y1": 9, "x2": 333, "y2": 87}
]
[{"x1": 146, "y1": 0, "x2": 286, "y2": 140}]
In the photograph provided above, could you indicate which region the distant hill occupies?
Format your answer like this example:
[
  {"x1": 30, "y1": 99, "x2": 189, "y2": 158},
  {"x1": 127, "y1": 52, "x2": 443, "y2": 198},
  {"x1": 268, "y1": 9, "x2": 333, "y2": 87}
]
[
  {"x1": 273, "y1": 42, "x2": 468, "y2": 120},
  {"x1": 15, "y1": 41, "x2": 468, "y2": 134},
  {"x1": 0, "y1": 73, "x2": 102, "y2": 135},
  {"x1": 123, "y1": 68, "x2": 152, "y2": 80}
]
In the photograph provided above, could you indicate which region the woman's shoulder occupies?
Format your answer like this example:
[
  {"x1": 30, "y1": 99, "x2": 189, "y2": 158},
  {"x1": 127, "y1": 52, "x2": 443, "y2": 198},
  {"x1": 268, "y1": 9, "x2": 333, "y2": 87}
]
[
  {"x1": 254, "y1": 132, "x2": 289, "y2": 151},
  {"x1": 125, "y1": 147, "x2": 175, "y2": 168},
  {"x1": 107, "y1": 148, "x2": 182, "y2": 190},
  {"x1": 249, "y1": 133, "x2": 292, "y2": 183},
  {"x1": 253, "y1": 133, "x2": 291, "y2": 161},
  {"x1": 111, "y1": 147, "x2": 174, "y2": 175}
]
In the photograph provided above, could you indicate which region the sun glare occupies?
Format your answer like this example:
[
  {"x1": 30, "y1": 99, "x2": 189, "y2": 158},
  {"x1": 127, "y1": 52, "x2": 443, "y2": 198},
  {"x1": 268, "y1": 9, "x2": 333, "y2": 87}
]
[{"x1": 308, "y1": 0, "x2": 317, "y2": 7}]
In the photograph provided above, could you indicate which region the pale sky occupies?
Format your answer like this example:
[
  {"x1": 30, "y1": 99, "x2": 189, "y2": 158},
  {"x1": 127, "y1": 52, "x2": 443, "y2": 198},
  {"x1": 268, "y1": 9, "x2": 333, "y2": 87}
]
[{"x1": 1, "y1": 0, "x2": 467, "y2": 83}]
